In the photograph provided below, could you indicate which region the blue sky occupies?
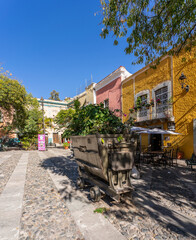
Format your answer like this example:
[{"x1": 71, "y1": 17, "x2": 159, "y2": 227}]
[{"x1": 0, "y1": 0, "x2": 144, "y2": 99}]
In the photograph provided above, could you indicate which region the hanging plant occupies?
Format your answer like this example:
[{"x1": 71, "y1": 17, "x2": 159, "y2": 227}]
[
  {"x1": 141, "y1": 102, "x2": 146, "y2": 106},
  {"x1": 133, "y1": 105, "x2": 138, "y2": 111},
  {"x1": 129, "y1": 108, "x2": 134, "y2": 113},
  {"x1": 145, "y1": 103, "x2": 151, "y2": 109},
  {"x1": 150, "y1": 99, "x2": 154, "y2": 106},
  {"x1": 156, "y1": 98, "x2": 161, "y2": 104}
]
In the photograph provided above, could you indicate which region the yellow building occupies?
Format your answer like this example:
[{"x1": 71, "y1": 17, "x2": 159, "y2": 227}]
[
  {"x1": 122, "y1": 50, "x2": 196, "y2": 159},
  {"x1": 67, "y1": 83, "x2": 96, "y2": 108}
]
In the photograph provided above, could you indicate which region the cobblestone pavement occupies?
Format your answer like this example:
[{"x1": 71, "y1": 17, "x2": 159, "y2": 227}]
[
  {"x1": 19, "y1": 151, "x2": 83, "y2": 240},
  {"x1": 42, "y1": 149, "x2": 196, "y2": 240},
  {"x1": 0, "y1": 149, "x2": 196, "y2": 240},
  {"x1": 0, "y1": 151, "x2": 22, "y2": 195}
]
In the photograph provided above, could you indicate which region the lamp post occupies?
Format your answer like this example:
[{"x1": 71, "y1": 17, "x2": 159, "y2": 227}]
[{"x1": 40, "y1": 97, "x2": 46, "y2": 150}]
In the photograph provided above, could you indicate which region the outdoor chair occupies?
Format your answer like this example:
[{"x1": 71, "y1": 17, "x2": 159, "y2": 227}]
[
  {"x1": 186, "y1": 153, "x2": 196, "y2": 170},
  {"x1": 160, "y1": 149, "x2": 174, "y2": 167}
]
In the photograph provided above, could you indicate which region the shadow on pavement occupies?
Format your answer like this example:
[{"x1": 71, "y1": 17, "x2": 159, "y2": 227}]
[{"x1": 40, "y1": 153, "x2": 196, "y2": 238}]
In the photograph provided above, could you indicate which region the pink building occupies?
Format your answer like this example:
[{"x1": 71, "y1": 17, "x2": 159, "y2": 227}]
[{"x1": 95, "y1": 66, "x2": 131, "y2": 117}]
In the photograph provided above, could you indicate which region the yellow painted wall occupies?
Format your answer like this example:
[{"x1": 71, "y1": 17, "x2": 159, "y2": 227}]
[
  {"x1": 122, "y1": 79, "x2": 134, "y2": 122},
  {"x1": 134, "y1": 58, "x2": 171, "y2": 95},
  {"x1": 172, "y1": 50, "x2": 196, "y2": 158},
  {"x1": 122, "y1": 58, "x2": 172, "y2": 149},
  {"x1": 76, "y1": 92, "x2": 86, "y2": 106},
  {"x1": 122, "y1": 52, "x2": 196, "y2": 158},
  {"x1": 86, "y1": 84, "x2": 95, "y2": 104}
]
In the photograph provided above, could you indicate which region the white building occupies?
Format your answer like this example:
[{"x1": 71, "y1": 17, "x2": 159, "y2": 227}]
[{"x1": 37, "y1": 98, "x2": 68, "y2": 145}]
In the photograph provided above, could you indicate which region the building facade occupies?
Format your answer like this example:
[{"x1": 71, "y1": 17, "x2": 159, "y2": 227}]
[
  {"x1": 67, "y1": 83, "x2": 96, "y2": 108},
  {"x1": 95, "y1": 66, "x2": 131, "y2": 116},
  {"x1": 37, "y1": 98, "x2": 67, "y2": 144},
  {"x1": 122, "y1": 50, "x2": 196, "y2": 158}
]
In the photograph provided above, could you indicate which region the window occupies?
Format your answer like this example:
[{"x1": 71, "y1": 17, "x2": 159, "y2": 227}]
[
  {"x1": 104, "y1": 99, "x2": 109, "y2": 108},
  {"x1": 0, "y1": 111, "x2": 3, "y2": 123},
  {"x1": 152, "y1": 80, "x2": 172, "y2": 119},
  {"x1": 155, "y1": 86, "x2": 168, "y2": 114},
  {"x1": 138, "y1": 95, "x2": 147, "y2": 118}
]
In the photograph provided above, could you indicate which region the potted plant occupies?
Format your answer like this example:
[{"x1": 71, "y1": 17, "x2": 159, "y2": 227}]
[
  {"x1": 145, "y1": 103, "x2": 151, "y2": 109},
  {"x1": 63, "y1": 142, "x2": 70, "y2": 149},
  {"x1": 150, "y1": 99, "x2": 154, "y2": 107},
  {"x1": 156, "y1": 98, "x2": 161, "y2": 104},
  {"x1": 129, "y1": 108, "x2": 134, "y2": 113},
  {"x1": 133, "y1": 105, "x2": 138, "y2": 112}
]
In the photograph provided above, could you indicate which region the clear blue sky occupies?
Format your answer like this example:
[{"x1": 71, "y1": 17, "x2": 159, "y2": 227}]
[{"x1": 0, "y1": 0, "x2": 144, "y2": 99}]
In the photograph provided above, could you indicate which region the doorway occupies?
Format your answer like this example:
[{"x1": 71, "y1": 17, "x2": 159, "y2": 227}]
[
  {"x1": 53, "y1": 133, "x2": 59, "y2": 144},
  {"x1": 150, "y1": 134, "x2": 162, "y2": 151}
]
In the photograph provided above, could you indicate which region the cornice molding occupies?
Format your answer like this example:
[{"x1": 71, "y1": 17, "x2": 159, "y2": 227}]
[{"x1": 95, "y1": 66, "x2": 131, "y2": 92}]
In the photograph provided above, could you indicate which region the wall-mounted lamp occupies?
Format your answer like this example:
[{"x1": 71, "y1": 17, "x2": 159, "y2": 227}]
[{"x1": 179, "y1": 73, "x2": 189, "y2": 92}]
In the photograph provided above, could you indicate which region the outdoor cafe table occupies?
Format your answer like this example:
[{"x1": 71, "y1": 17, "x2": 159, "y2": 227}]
[{"x1": 146, "y1": 151, "x2": 165, "y2": 164}]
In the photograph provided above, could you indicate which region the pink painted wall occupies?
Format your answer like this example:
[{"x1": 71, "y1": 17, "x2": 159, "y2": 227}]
[{"x1": 96, "y1": 77, "x2": 122, "y2": 117}]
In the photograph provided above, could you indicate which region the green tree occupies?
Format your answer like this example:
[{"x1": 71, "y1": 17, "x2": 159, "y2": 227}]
[
  {"x1": 100, "y1": 0, "x2": 196, "y2": 65},
  {"x1": 49, "y1": 90, "x2": 60, "y2": 101},
  {"x1": 55, "y1": 108, "x2": 75, "y2": 130},
  {"x1": 0, "y1": 72, "x2": 43, "y2": 148},
  {"x1": 19, "y1": 94, "x2": 43, "y2": 139},
  {"x1": 0, "y1": 75, "x2": 27, "y2": 133}
]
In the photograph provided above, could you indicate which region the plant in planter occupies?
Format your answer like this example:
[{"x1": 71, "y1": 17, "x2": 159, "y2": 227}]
[
  {"x1": 64, "y1": 101, "x2": 137, "y2": 202},
  {"x1": 133, "y1": 105, "x2": 138, "y2": 112},
  {"x1": 156, "y1": 98, "x2": 161, "y2": 104},
  {"x1": 129, "y1": 108, "x2": 134, "y2": 113},
  {"x1": 137, "y1": 105, "x2": 142, "y2": 111},
  {"x1": 63, "y1": 102, "x2": 127, "y2": 138},
  {"x1": 150, "y1": 99, "x2": 154, "y2": 107},
  {"x1": 145, "y1": 103, "x2": 151, "y2": 109},
  {"x1": 63, "y1": 142, "x2": 70, "y2": 149}
]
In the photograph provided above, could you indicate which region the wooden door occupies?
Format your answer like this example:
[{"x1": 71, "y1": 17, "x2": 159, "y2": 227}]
[{"x1": 53, "y1": 133, "x2": 59, "y2": 144}]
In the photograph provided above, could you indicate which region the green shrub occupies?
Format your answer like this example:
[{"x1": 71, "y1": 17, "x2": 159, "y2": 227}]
[{"x1": 63, "y1": 103, "x2": 125, "y2": 138}]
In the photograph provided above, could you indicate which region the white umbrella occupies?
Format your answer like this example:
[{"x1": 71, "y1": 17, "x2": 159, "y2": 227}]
[
  {"x1": 130, "y1": 126, "x2": 149, "y2": 131},
  {"x1": 137, "y1": 128, "x2": 181, "y2": 135}
]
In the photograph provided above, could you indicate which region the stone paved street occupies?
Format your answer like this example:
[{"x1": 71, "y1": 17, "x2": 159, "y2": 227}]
[{"x1": 0, "y1": 148, "x2": 196, "y2": 240}]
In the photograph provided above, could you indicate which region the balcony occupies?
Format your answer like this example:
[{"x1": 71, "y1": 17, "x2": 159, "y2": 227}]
[{"x1": 130, "y1": 104, "x2": 174, "y2": 125}]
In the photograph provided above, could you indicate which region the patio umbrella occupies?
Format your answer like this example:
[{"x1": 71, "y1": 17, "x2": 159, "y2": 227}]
[
  {"x1": 137, "y1": 128, "x2": 181, "y2": 135},
  {"x1": 130, "y1": 126, "x2": 150, "y2": 132}
]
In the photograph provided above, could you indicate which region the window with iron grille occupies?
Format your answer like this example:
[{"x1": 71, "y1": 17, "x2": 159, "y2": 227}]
[
  {"x1": 155, "y1": 86, "x2": 168, "y2": 114},
  {"x1": 138, "y1": 94, "x2": 147, "y2": 117},
  {"x1": 104, "y1": 99, "x2": 109, "y2": 108}
]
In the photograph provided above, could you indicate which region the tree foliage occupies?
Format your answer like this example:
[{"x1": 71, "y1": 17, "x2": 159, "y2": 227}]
[
  {"x1": 0, "y1": 72, "x2": 43, "y2": 145},
  {"x1": 0, "y1": 75, "x2": 27, "y2": 131},
  {"x1": 49, "y1": 90, "x2": 60, "y2": 101},
  {"x1": 63, "y1": 103, "x2": 125, "y2": 138},
  {"x1": 55, "y1": 108, "x2": 75, "y2": 130},
  {"x1": 100, "y1": 0, "x2": 196, "y2": 64},
  {"x1": 19, "y1": 94, "x2": 43, "y2": 139}
]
